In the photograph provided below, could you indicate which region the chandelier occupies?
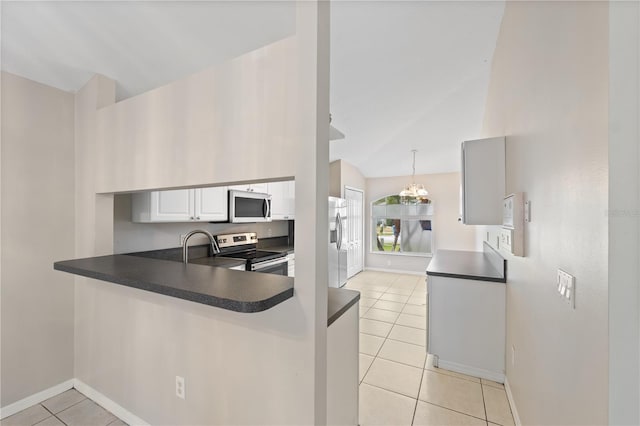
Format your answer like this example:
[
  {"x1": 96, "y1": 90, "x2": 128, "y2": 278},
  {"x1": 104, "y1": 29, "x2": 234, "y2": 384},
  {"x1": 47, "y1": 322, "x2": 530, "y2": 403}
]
[{"x1": 399, "y1": 150, "x2": 428, "y2": 197}]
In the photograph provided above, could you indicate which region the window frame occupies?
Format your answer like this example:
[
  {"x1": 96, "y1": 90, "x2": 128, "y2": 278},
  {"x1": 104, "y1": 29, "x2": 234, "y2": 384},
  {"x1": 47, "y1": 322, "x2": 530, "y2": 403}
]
[{"x1": 369, "y1": 195, "x2": 434, "y2": 258}]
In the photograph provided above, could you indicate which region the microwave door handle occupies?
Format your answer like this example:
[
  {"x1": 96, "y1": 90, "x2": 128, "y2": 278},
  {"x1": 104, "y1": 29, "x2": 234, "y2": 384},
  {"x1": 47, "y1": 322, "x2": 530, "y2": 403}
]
[
  {"x1": 266, "y1": 198, "x2": 271, "y2": 219},
  {"x1": 263, "y1": 199, "x2": 269, "y2": 219}
]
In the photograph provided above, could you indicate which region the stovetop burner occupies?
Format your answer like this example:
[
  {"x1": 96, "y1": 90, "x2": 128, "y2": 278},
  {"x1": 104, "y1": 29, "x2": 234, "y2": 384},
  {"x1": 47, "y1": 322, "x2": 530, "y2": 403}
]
[
  {"x1": 214, "y1": 232, "x2": 287, "y2": 265},
  {"x1": 224, "y1": 250, "x2": 283, "y2": 261}
]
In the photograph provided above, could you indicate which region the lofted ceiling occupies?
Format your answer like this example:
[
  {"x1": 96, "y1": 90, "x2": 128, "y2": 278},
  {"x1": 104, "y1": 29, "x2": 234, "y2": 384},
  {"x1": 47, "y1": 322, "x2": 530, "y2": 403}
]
[
  {"x1": 1, "y1": 1, "x2": 296, "y2": 100},
  {"x1": 330, "y1": 1, "x2": 505, "y2": 177},
  {"x1": 1, "y1": 1, "x2": 504, "y2": 177}
]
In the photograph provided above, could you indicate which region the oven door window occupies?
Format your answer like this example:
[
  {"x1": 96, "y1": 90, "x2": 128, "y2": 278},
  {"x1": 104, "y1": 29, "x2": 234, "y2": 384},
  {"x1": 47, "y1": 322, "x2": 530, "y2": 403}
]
[{"x1": 252, "y1": 260, "x2": 288, "y2": 276}]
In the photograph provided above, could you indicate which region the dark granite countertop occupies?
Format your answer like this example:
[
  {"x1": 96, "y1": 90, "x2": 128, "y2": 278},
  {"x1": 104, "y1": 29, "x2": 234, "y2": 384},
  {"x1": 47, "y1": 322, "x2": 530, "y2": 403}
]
[
  {"x1": 426, "y1": 248, "x2": 506, "y2": 283},
  {"x1": 328, "y1": 288, "x2": 360, "y2": 326},
  {"x1": 188, "y1": 256, "x2": 246, "y2": 269},
  {"x1": 266, "y1": 245, "x2": 295, "y2": 255},
  {"x1": 54, "y1": 255, "x2": 294, "y2": 312}
]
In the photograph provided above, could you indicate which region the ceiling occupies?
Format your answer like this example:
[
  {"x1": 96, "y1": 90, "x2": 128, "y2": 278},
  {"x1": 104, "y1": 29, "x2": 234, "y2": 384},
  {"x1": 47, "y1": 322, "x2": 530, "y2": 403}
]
[
  {"x1": 329, "y1": 1, "x2": 505, "y2": 177},
  {"x1": 1, "y1": 1, "x2": 504, "y2": 177},
  {"x1": 1, "y1": 1, "x2": 296, "y2": 100}
]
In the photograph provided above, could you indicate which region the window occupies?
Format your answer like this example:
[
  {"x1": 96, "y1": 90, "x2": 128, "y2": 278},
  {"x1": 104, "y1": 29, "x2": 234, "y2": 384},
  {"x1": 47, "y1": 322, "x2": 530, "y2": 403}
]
[{"x1": 371, "y1": 195, "x2": 433, "y2": 256}]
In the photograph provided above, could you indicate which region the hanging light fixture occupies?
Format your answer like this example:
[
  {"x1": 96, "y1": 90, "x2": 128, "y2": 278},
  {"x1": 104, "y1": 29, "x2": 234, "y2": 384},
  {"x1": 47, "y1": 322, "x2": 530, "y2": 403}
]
[{"x1": 399, "y1": 150, "x2": 429, "y2": 197}]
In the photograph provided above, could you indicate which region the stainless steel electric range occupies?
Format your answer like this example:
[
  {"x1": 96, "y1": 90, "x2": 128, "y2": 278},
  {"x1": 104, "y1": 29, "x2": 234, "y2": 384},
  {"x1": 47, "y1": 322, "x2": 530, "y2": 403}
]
[{"x1": 215, "y1": 232, "x2": 288, "y2": 276}]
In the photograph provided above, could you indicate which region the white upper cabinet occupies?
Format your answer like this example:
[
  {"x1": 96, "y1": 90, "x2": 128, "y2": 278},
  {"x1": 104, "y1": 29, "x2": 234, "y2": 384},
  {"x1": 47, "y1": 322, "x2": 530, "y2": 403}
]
[
  {"x1": 194, "y1": 187, "x2": 228, "y2": 222},
  {"x1": 269, "y1": 181, "x2": 295, "y2": 220},
  {"x1": 132, "y1": 187, "x2": 228, "y2": 223},
  {"x1": 461, "y1": 137, "x2": 505, "y2": 225},
  {"x1": 228, "y1": 183, "x2": 269, "y2": 193}
]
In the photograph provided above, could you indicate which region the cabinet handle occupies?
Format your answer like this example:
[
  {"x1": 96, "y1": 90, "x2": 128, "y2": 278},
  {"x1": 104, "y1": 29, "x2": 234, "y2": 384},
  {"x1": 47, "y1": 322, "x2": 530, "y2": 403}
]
[
  {"x1": 190, "y1": 217, "x2": 194, "y2": 220},
  {"x1": 196, "y1": 217, "x2": 200, "y2": 220}
]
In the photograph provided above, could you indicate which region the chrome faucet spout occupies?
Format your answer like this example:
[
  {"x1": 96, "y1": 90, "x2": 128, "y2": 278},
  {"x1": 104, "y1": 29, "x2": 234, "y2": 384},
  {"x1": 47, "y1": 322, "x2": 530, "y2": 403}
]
[{"x1": 182, "y1": 230, "x2": 219, "y2": 264}]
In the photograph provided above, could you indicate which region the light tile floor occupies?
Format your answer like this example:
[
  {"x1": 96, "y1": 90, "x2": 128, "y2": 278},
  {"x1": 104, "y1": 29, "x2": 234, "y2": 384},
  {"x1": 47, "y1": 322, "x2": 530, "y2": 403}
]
[
  {"x1": 2, "y1": 389, "x2": 126, "y2": 426},
  {"x1": 345, "y1": 270, "x2": 516, "y2": 426}
]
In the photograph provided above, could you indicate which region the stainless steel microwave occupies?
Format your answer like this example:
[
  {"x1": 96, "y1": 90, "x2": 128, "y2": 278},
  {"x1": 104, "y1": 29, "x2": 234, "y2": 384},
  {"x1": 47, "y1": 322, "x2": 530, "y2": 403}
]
[{"x1": 228, "y1": 190, "x2": 272, "y2": 223}]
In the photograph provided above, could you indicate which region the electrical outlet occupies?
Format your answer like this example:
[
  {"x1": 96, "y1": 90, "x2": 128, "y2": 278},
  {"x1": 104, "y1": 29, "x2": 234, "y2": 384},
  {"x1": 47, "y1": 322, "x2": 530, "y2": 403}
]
[
  {"x1": 176, "y1": 376, "x2": 185, "y2": 399},
  {"x1": 511, "y1": 345, "x2": 515, "y2": 367},
  {"x1": 268, "y1": 228, "x2": 273, "y2": 237}
]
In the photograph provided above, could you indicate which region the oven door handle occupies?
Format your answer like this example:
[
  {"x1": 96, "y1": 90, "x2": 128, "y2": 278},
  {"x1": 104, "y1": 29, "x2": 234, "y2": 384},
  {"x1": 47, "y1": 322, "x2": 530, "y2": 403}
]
[{"x1": 251, "y1": 257, "x2": 287, "y2": 271}]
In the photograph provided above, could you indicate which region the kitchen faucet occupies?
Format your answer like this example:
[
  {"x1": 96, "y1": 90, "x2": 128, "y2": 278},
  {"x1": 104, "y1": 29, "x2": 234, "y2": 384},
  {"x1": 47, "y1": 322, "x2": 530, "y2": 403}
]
[{"x1": 182, "y1": 229, "x2": 220, "y2": 264}]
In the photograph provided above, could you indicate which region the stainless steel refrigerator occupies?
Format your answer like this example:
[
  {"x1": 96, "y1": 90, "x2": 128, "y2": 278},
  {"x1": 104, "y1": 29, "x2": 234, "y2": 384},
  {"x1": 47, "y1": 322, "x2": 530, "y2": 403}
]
[{"x1": 329, "y1": 196, "x2": 348, "y2": 288}]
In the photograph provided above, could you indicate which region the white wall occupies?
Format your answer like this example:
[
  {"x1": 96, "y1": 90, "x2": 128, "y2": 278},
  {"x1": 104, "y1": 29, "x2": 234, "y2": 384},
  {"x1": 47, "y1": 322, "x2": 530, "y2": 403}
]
[
  {"x1": 72, "y1": 2, "x2": 331, "y2": 423},
  {"x1": 365, "y1": 172, "x2": 475, "y2": 274},
  {"x1": 94, "y1": 36, "x2": 298, "y2": 194},
  {"x1": 608, "y1": 2, "x2": 640, "y2": 424},
  {"x1": 113, "y1": 193, "x2": 289, "y2": 253},
  {"x1": 481, "y1": 2, "x2": 608, "y2": 424},
  {"x1": 329, "y1": 159, "x2": 366, "y2": 198},
  {"x1": 1, "y1": 72, "x2": 76, "y2": 406}
]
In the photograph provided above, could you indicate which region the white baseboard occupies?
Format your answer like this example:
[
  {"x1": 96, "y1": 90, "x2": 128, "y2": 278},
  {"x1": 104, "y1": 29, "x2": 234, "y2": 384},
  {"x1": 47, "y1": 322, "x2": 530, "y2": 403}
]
[
  {"x1": 365, "y1": 267, "x2": 425, "y2": 276},
  {"x1": 73, "y1": 379, "x2": 149, "y2": 426},
  {"x1": 504, "y1": 377, "x2": 521, "y2": 426},
  {"x1": 436, "y1": 359, "x2": 505, "y2": 383},
  {"x1": 0, "y1": 379, "x2": 148, "y2": 425},
  {"x1": 0, "y1": 379, "x2": 74, "y2": 419}
]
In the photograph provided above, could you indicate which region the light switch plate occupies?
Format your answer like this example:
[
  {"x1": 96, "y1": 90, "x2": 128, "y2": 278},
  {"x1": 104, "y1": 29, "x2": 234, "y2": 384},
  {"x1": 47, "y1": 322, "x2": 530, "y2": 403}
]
[{"x1": 557, "y1": 269, "x2": 575, "y2": 308}]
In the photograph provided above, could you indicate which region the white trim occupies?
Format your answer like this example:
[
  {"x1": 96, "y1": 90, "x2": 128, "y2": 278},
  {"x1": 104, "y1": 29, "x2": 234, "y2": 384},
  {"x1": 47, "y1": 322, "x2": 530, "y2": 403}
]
[
  {"x1": 73, "y1": 379, "x2": 149, "y2": 426},
  {"x1": 504, "y1": 377, "x2": 522, "y2": 426},
  {"x1": 368, "y1": 251, "x2": 433, "y2": 258},
  {"x1": 0, "y1": 379, "x2": 74, "y2": 419},
  {"x1": 365, "y1": 267, "x2": 425, "y2": 276},
  {"x1": 436, "y1": 359, "x2": 505, "y2": 383}
]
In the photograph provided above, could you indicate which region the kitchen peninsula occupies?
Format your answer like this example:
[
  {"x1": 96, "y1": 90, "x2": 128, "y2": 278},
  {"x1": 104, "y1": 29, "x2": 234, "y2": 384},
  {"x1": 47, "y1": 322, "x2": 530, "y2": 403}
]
[{"x1": 54, "y1": 251, "x2": 359, "y2": 323}]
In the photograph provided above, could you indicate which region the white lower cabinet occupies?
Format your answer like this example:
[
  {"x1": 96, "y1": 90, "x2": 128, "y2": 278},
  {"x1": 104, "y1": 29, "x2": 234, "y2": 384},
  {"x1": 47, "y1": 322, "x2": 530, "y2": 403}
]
[
  {"x1": 427, "y1": 276, "x2": 506, "y2": 382},
  {"x1": 132, "y1": 187, "x2": 228, "y2": 223},
  {"x1": 327, "y1": 303, "x2": 358, "y2": 426}
]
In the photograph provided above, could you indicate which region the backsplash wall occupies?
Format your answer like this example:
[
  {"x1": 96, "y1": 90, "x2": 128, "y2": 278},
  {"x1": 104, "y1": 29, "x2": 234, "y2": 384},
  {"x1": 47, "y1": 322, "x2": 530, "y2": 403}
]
[{"x1": 113, "y1": 193, "x2": 289, "y2": 253}]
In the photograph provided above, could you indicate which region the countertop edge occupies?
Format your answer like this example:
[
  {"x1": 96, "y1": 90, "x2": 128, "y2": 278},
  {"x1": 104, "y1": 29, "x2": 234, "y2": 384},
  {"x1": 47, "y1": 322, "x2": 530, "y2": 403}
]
[
  {"x1": 54, "y1": 259, "x2": 294, "y2": 313},
  {"x1": 425, "y1": 270, "x2": 506, "y2": 283},
  {"x1": 327, "y1": 288, "x2": 360, "y2": 327},
  {"x1": 426, "y1": 249, "x2": 506, "y2": 283}
]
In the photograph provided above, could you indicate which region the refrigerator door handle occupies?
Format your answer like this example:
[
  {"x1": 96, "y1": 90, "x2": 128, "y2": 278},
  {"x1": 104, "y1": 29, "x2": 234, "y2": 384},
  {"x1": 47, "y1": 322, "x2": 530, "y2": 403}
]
[{"x1": 336, "y1": 213, "x2": 342, "y2": 251}]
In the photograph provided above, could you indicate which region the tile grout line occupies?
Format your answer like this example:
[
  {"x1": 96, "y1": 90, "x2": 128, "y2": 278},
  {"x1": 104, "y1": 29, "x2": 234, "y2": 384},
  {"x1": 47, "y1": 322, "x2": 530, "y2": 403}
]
[
  {"x1": 410, "y1": 353, "x2": 428, "y2": 425},
  {"x1": 363, "y1": 381, "x2": 488, "y2": 423},
  {"x1": 480, "y1": 382, "x2": 489, "y2": 425}
]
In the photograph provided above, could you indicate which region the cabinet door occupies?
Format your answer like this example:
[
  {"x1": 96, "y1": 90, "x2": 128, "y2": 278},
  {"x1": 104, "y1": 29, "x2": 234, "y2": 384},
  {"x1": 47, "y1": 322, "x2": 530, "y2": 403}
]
[
  {"x1": 195, "y1": 187, "x2": 228, "y2": 222},
  {"x1": 461, "y1": 136, "x2": 505, "y2": 225},
  {"x1": 151, "y1": 189, "x2": 194, "y2": 222},
  {"x1": 287, "y1": 181, "x2": 295, "y2": 218},
  {"x1": 228, "y1": 184, "x2": 252, "y2": 192},
  {"x1": 228, "y1": 183, "x2": 268, "y2": 193},
  {"x1": 250, "y1": 183, "x2": 269, "y2": 193},
  {"x1": 269, "y1": 181, "x2": 295, "y2": 220}
]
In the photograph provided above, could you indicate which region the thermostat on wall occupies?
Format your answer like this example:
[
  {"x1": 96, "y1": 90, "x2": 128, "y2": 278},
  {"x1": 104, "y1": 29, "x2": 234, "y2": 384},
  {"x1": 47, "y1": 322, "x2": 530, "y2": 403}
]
[{"x1": 501, "y1": 193, "x2": 524, "y2": 257}]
